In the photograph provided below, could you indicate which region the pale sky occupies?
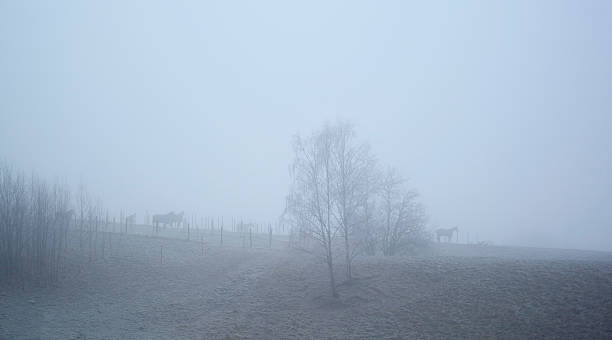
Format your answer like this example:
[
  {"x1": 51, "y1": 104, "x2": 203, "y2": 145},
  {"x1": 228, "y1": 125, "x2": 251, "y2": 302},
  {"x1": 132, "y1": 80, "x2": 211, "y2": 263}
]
[{"x1": 1, "y1": 1, "x2": 611, "y2": 251}]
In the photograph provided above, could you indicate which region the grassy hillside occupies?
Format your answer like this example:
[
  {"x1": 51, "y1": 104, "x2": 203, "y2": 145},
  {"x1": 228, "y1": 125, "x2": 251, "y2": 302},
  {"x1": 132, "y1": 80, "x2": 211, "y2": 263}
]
[{"x1": 1, "y1": 232, "x2": 611, "y2": 339}]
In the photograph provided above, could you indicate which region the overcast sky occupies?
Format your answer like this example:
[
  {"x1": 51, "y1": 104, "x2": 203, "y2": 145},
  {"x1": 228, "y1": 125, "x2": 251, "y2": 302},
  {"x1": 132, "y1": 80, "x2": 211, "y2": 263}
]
[{"x1": 1, "y1": 1, "x2": 611, "y2": 251}]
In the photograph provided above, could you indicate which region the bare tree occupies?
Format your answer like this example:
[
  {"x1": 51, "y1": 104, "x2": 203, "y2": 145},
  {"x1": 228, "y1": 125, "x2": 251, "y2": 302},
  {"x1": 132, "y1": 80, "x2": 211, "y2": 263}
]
[
  {"x1": 0, "y1": 162, "x2": 75, "y2": 286},
  {"x1": 331, "y1": 121, "x2": 377, "y2": 280},
  {"x1": 287, "y1": 124, "x2": 340, "y2": 297},
  {"x1": 0, "y1": 166, "x2": 28, "y2": 285},
  {"x1": 379, "y1": 168, "x2": 427, "y2": 256},
  {"x1": 77, "y1": 181, "x2": 87, "y2": 253},
  {"x1": 354, "y1": 163, "x2": 381, "y2": 256},
  {"x1": 286, "y1": 122, "x2": 428, "y2": 294}
]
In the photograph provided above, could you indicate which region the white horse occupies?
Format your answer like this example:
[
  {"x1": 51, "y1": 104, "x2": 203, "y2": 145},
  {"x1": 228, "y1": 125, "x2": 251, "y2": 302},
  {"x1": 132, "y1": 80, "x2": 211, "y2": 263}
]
[{"x1": 435, "y1": 227, "x2": 458, "y2": 243}]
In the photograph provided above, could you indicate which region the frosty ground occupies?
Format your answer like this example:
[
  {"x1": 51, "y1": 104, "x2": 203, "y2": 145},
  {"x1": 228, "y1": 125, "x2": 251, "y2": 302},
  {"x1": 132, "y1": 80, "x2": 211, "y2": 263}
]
[{"x1": 1, "y1": 230, "x2": 611, "y2": 339}]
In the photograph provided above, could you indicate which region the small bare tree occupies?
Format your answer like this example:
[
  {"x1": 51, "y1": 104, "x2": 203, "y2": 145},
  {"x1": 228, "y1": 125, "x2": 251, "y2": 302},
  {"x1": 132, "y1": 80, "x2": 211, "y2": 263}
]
[
  {"x1": 50, "y1": 180, "x2": 71, "y2": 280},
  {"x1": 331, "y1": 121, "x2": 377, "y2": 280},
  {"x1": 379, "y1": 168, "x2": 427, "y2": 256},
  {"x1": 0, "y1": 162, "x2": 75, "y2": 286},
  {"x1": 287, "y1": 124, "x2": 339, "y2": 297},
  {"x1": 354, "y1": 164, "x2": 381, "y2": 256}
]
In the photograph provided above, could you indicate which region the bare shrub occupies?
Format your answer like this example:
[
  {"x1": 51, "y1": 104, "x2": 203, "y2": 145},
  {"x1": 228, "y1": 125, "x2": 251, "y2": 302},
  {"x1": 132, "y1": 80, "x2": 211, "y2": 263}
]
[
  {"x1": 0, "y1": 162, "x2": 73, "y2": 286},
  {"x1": 379, "y1": 168, "x2": 428, "y2": 256}
]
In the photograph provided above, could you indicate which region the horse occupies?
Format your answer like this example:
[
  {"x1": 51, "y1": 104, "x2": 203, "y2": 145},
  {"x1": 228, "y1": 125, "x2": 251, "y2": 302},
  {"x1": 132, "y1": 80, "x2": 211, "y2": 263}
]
[
  {"x1": 152, "y1": 211, "x2": 184, "y2": 233},
  {"x1": 170, "y1": 211, "x2": 184, "y2": 227},
  {"x1": 435, "y1": 227, "x2": 458, "y2": 243},
  {"x1": 152, "y1": 212, "x2": 173, "y2": 234}
]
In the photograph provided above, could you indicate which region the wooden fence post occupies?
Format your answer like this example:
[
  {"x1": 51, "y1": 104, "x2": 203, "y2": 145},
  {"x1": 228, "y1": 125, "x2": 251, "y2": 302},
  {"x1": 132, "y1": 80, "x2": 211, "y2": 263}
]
[{"x1": 268, "y1": 223, "x2": 272, "y2": 248}]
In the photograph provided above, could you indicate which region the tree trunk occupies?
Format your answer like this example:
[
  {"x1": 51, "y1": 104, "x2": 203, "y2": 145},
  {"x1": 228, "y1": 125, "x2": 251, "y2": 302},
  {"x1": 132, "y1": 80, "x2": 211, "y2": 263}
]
[
  {"x1": 326, "y1": 248, "x2": 338, "y2": 298},
  {"x1": 344, "y1": 231, "x2": 352, "y2": 281}
]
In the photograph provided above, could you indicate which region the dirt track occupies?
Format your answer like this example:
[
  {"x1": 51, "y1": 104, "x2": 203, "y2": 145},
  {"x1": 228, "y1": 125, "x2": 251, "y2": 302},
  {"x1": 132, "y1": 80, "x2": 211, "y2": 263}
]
[{"x1": 1, "y1": 233, "x2": 611, "y2": 339}]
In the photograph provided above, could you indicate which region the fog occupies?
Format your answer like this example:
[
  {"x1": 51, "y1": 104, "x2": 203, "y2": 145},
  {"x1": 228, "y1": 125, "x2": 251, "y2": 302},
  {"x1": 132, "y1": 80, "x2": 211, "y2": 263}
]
[{"x1": 2, "y1": 0, "x2": 611, "y2": 251}]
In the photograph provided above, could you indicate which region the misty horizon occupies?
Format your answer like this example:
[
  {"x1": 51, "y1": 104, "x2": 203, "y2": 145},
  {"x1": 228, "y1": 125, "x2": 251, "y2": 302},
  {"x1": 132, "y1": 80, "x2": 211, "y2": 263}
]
[{"x1": 2, "y1": 1, "x2": 611, "y2": 252}]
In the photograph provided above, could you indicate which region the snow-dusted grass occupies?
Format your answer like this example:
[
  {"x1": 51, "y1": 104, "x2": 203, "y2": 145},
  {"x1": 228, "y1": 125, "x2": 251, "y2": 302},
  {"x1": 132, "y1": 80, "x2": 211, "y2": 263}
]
[{"x1": 1, "y1": 233, "x2": 611, "y2": 339}]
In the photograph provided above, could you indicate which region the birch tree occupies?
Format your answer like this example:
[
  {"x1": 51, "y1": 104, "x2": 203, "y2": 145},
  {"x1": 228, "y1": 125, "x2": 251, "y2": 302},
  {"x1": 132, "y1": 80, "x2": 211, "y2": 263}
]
[
  {"x1": 355, "y1": 162, "x2": 381, "y2": 256},
  {"x1": 331, "y1": 122, "x2": 377, "y2": 280},
  {"x1": 287, "y1": 124, "x2": 339, "y2": 297}
]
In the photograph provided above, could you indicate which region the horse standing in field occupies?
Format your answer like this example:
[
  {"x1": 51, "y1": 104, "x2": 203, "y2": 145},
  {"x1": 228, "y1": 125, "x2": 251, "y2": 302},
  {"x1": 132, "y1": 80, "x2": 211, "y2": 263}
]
[
  {"x1": 152, "y1": 211, "x2": 185, "y2": 234},
  {"x1": 169, "y1": 211, "x2": 184, "y2": 227},
  {"x1": 436, "y1": 227, "x2": 458, "y2": 243},
  {"x1": 152, "y1": 212, "x2": 173, "y2": 234}
]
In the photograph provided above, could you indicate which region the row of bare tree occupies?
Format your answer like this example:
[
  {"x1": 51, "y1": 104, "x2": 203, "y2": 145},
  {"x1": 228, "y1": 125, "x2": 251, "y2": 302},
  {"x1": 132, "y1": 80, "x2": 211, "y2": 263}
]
[
  {"x1": 0, "y1": 162, "x2": 117, "y2": 287},
  {"x1": 0, "y1": 164, "x2": 71, "y2": 286},
  {"x1": 285, "y1": 121, "x2": 428, "y2": 297}
]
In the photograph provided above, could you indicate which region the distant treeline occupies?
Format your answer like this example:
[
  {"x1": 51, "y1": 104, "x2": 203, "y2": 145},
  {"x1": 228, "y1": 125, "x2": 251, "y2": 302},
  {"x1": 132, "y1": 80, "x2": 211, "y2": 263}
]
[
  {"x1": 0, "y1": 163, "x2": 71, "y2": 286},
  {"x1": 0, "y1": 161, "x2": 117, "y2": 287}
]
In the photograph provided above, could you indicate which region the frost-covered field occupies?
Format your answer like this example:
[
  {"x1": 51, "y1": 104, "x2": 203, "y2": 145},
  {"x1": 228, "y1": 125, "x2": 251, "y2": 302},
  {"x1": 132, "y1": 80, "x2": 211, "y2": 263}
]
[{"x1": 1, "y1": 232, "x2": 611, "y2": 339}]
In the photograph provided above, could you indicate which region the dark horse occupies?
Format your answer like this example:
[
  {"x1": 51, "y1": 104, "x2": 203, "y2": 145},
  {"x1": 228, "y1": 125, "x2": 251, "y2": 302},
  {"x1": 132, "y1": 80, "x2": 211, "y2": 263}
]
[{"x1": 435, "y1": 227, "x2": 458, "y2": 243}]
